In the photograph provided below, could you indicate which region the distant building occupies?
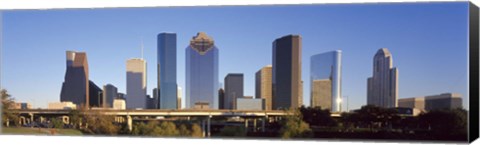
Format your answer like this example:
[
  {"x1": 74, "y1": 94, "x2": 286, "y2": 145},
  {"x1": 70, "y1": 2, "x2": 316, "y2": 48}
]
[
  {"x1": 126, "y1": 58, "x2": 147, "y2": 109},
  {"x1": 48, "y1": 102, "x2": 77, "y2": 110},
  {"x1": 153, "y1": 88, "x2": 159, "y2": 109},
  {"x1": 218, "y1": 88, "x2": 225, "y2": 109},
  {"x1": 60, "y1": 51, "x2": 90, "y2": 107},
  {"x1": 117, "y1": 93, "x2": 126, "y2": 100},
  {"x1": 224, "y1": 73, "x2": 244, "y2": 109},
  {"x1": 398, "y1": 97, "x2": 425, "y2": 111},
  {"x1": 89, "y1": 80, "x2": 103, "y2": 108},
  {"x1": 367, "y1": 48, "x2": 398, "y2": 108},
  {"x1": 12, "y1": 102, "x2": 32, "y2": 110},
  {"x1": 398, "y1": 93, "x2": 462, "y2": 111},
  {"x1": 236, "y1": 97, "x2": 265, "y2": 110},
  {"x1": 394, "y1": 107, "x2": 422, "y2": 116},
  {"x1": 186, "y1": 32, "x2": 219, "y2": 109},
  {"x1": 194, "y1": 102, "x2": 210, "y2": 110},
  {"x1": 146, "y1": 95, "x2": 157, "y2": 109},
  {"x1": 113, "y1": 99, "x2": 126, "y2": 110},
  {"x1": 102, "y1": 84, "x2": 118, "y2": 108},
  {"x1": 255, "y1": 65, "x2": 272, "y2": 110},
  {"x1": 177, "y1": 87, "x2": 182, "y2": 109},
  {"x1": 272, "y1": 35, "x2": 302, "y2": 110},
  {"x1": 310, "y1": 50, "x2": 342, "y2": 112},
  {"x1": 158, "y1": 32, "x2": 178, "y2": 109}
]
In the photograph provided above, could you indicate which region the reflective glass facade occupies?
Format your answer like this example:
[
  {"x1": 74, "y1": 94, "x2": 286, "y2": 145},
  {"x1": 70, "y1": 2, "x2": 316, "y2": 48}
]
[
  {"x1": 158, "y1": 33, "x2": 178, "y2": 109},
  {"x1": 310, "y1": 50, "x2": 342, "y2": 112},
  {"x1": 186, "y1": 32, "x2": 219, "y2": 109}
]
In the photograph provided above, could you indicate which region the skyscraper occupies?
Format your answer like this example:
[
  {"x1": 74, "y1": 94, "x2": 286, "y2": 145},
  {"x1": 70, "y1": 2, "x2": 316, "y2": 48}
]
[
  {"x1": 126, "y1": 58, "x2": 147, "y2": 109},
  {"x1": 60, "y1": 51, "x2": 90, "y2": 108},
  {"x1": 255, "y1": 65, "x2": 272, "y2": 110},
  {"x1": 218, "y1": 88, "x2": 225, "y2": 109},
  {"x1": 272, "y1": 35, "x2": 302, "y2": 110},
  {"x1": 157, "y1": 32, "x2": 178, "y2": 109},
  {"x1": 224, "y1": 73, "x2": 244, "y2": 110},
  {"x1": 185, "y1": 32, "x2": 219, "y2": 109},
  {"x1": 367, "y1": 48, "x2": 398, "y2": 108},
  {"x1": 103, "y1": 84, "x2": 118, "y2": 108},
  {"x1": 153, "y1": 88, "x2": 159, "y2": 109},
  {"x1": 89, "y1": 80, "x2": 103, "y2": 107},
  {"x1": 177, "y1": 86, "x2": 182, "y2": 109},
  {"x1": 310, "y1": 50, "x2": 342, "y2": 112}
]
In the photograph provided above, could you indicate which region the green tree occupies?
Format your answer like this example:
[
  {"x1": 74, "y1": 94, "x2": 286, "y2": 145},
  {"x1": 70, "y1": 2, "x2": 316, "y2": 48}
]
[
  {"x1": 299, "y1": 106, "x2": 337, "y2": 127},
  {"x1": 50, "y1": 118, "x2": 64, "y2": 129},
  {"x1": 152, "y1": 121, "x2": 179, "y2": 136},
  {"x1": 132, "y1": 121, "x2": 180, "y2": 137},
  {"x1": 68, "y1": 110, "x2": 81, "y2": 129},
  {"x1": 82, "y1": 111, "x2": 119, "y2": 135},
  {"x1": 191, "y1": 123, "x2": 203, "y2": 137},
  {"x1": 1, "y1": 89, "x2": 19, "y2": 127},
  {"x1": 178, "y1": 124, "x2": 191, "y2": 136},
  {"x1": 418, "y1": 108, "x2": 467, "y2": 137},
  {"x1": 354, "y1": 105, "x2": 399, "y2": 130},
  {"x1": 279, "y1": 108, "x2": 313, "y2": 139},
  {"x1": 219, "y1": 125, "x2": 246, "y2": 137}
]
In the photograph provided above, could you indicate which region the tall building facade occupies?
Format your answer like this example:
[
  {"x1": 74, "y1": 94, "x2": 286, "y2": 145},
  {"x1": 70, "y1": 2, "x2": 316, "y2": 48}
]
[
  {"x1": 224, "y1": 73, "x2": 244, "y2": 110},
  {"x1": 272, "y1": 35, "x2": 302, "y2": 110},
  {"x1": 153, "y1": 88, "x2": 159, "y2": 108},
  {"x1": 157, "y1": 33, "x2": 178, "y2": 109},
  {"x1": 102, "y1": 84, "x2": 118, "y2": 108},
  {"x1": 255, "y1": 65, "x2": 272, "y2": 110},
  {"x1": 218, "y1": 88, "x2": 225, "y2": 109},
  {"x1": 89, "y1": 80, "x2": 103, "y2": 107},
  {"x1": 185, "y1": 32, "x2": 219, "y2": 109},
  {"x1": 310, "y1": 50, "x2": 342, "y2": 112},
  {"x1": 60, "y1": 51, "x2": 90, "y2": 107},
  {"x1": 367, "y1": 48, "x2": 398, "y2": 108},
  {"x1": 126, "y1": 58, "x2": 147, "y2": 109}
]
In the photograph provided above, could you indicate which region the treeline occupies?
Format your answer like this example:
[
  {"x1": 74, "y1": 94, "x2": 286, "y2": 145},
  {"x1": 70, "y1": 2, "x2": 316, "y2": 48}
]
[{"x1": 272, "y1": 105, "x2": 467, "y2": 141}]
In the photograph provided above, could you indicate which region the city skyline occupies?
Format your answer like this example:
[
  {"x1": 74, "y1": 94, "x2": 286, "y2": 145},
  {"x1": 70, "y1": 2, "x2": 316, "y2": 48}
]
[{"x1": 1, "y1": 2, "x2": 469, "y2": 110}]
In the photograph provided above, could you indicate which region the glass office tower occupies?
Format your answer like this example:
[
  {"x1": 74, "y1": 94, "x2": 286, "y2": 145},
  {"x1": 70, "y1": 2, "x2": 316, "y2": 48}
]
[
  {"x1": 158, "y1": 33, "x2": 178, "y2": 109},
  {"x1": 310, "y1": 50, "x2": 342, "y2": 112},
  {"x1": 60, "y1": 51, "x2": 90, "y2": 107},
  {"x1": 367, "y1": 48, "x2": 398, "y2": 108},
  {"x1": 272, "y1": 35, "x2": 302, "y2": 110},
  {"x1": 185, "y1": 32, "x2": 219, "y2": 109}
]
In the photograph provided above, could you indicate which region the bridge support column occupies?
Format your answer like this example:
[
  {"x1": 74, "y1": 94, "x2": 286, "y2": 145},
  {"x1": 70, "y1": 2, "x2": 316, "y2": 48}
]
[
  {"x1": 29, "y1": 113, "x2": 34, "y2": 127},
  {"x1": 207, "y1": 116, "x2": 211, "y2": 137},
  {"x1": 262, "y1": 116, "x2": 266, "y2": 132},
  {"x1": 19, "y1": 116, "x2": 26, "y2": 126},
  {"x1": 244, "y1": 118, "x2": 249, "y2": 134},
  {"x1": 253, "y1": 118, "x2": 257, "y2": 132},
  {"x1": 127, "y1": 115, "x2": 132, "y2": 132},
  {"x1": 201, "y1": 120, "x2": 206, "y2": 137}
]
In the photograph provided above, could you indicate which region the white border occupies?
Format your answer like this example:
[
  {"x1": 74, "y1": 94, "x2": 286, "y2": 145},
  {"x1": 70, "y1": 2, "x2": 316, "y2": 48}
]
[{"x1": 0, "y1": 0, "x2": 478, "y2": 145}]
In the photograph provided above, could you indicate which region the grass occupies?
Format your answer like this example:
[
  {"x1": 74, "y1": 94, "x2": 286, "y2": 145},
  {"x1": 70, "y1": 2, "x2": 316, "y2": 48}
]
[{"x1": 1, "y1": 127, "x2": 83, "y2": 136}]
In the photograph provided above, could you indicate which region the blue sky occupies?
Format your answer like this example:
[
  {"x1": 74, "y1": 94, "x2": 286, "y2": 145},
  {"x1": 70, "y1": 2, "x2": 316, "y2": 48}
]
[{"x1": 1, "y1": 2, "x2": 470, "y2": 110}]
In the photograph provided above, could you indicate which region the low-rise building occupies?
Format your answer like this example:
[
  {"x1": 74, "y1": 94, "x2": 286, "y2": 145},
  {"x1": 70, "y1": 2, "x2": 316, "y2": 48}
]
[
  {"x1": 113, "y1": 99, "x2": 126, "y2": 110},
  {"x1": 398, "y1": 93, "x2": 462, "y2": 112},
  {"x1": 11, "y1": 102, "x2": 32, "y2": 109},
  {"x1": 236, "y1": 97, "x2": 264, "y2": 110},
  {"x1": 48, "y1": 102, "x2": 77, "y2": 110}
]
